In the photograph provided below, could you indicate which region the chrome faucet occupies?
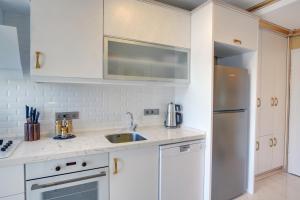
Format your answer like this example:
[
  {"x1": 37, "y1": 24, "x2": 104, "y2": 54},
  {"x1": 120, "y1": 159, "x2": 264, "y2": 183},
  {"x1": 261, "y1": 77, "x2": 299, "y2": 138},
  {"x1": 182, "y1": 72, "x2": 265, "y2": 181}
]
[{"x1": 126, "y1": 112, "x2": 137, "y2": 132}]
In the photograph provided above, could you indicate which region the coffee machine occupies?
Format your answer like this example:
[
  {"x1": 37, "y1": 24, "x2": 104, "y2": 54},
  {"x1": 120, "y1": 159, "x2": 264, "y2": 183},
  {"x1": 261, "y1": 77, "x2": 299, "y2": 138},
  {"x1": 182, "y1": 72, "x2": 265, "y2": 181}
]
[{"x1": 165, "y1": 102, "x2": 183, "y2": 128}]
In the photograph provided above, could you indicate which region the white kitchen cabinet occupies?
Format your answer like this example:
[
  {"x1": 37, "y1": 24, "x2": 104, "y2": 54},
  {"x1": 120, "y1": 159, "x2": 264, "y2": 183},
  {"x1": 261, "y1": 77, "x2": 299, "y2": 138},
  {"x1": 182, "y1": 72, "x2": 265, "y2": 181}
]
[
  {"x1": 104, "y1": 0, "x2": 191, "y2": 49},
  {"x1": 0, "y1": 194, "x2": 24, "y2": 200},
  {"x1": 31, "y1": 0, "x2": 103, "y2": 79},
  {"x1": 272, "y1": 133, "x2": 285, "y2": 169},
  {"x1": 0, "y1": 165, "x2": 24, "y2": 198},
  {"x1": 256, "y1": 29, "x2": 287, "y2": 175},
  {"x1": 214, "y1": 3, "x2": 259, "y2": 50},
  {"x1": 256, "y1": 136, "x2": 273, "y2": 174},
  {"x1": 104, "y1": 37, "x2": 190, "y2": 82},
  {"x1": 256, "y1": 134, "x2": 285, "y2": 175},
  {"x1": 109, "y1": 146, "x2": 159, "y2": 200}
]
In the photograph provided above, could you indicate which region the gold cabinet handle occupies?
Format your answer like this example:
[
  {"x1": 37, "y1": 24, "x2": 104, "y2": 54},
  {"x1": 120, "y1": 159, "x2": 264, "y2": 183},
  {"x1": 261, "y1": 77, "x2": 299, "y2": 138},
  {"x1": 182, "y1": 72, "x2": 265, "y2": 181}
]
[
  {"x1": 233, "y1": 39, "x2": 242, "y2": 45},
  {"x1": 274, "y1": 97, "x2": 279, "y2": 107},
  {"x1": 113, "y1": 158, "x2": 118, "y2": 175},
  {"x1": 256, "y1": 141, "x2": 260, "y2": 151},
  {"x1": 257, "y1": 98, "x2": 261, "y2": 108},
  {"x1": 271, "y1": 97, "x2": 275, "y2": 107},
  {"x1": 269, "y1": 138, "x2": 274, "y2": 147},
  {"x1": 273, "y1": 137, "x2": 277, "y2": 147},
  {"x1": 35, "y1": 51, "x2": 41, "y2": 69}
]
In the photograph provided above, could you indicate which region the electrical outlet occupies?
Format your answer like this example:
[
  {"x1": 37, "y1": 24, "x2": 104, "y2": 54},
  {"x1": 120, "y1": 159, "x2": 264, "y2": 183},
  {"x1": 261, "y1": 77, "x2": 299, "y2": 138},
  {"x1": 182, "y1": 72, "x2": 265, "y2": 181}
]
[
  {"x1": 55, "y1": 112, "x2": 79, "y2": 120},
  {"x1": 144, "y1": 109, "x2": 160, "y2": 116}
]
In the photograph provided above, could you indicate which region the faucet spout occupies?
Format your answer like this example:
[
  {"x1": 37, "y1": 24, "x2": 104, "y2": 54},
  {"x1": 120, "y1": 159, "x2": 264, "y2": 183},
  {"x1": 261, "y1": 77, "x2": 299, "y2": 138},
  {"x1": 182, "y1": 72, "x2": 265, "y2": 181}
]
[{"x1": 126, "y1": 112, "x2": 137, "y2": 132}]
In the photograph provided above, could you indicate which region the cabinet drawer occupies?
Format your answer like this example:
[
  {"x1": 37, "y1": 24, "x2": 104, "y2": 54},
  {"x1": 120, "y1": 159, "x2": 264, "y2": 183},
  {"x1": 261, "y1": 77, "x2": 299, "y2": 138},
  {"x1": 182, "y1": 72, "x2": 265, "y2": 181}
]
[
  {"x1": 104, "y1": 0, "x2": 191, "y2": 48},
  {"x1": 214, "y1": 4, "x2": 258, "y2": 50},
  {"x1": 0, "y1": 165, "x2": 24, "y2": 197}
]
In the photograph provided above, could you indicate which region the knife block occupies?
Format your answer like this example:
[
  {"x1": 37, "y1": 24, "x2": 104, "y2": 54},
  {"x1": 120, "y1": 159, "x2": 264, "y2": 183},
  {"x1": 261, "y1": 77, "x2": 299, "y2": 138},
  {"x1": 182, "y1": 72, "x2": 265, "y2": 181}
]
[{"x1": 24, "y1": 123, "x2": 40, "y2": 141}]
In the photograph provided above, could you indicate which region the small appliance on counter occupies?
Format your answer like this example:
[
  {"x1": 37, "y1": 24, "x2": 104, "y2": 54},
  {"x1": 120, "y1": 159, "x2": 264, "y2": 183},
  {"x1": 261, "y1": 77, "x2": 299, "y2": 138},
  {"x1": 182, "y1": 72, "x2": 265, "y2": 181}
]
[
  {"x1": 164, "y1": 102, "x2": 183, "y2": 128},
  {"x1": 54, "y1": 112, "x2": 78, "y2": 140},
  {"x1": 24, "y1": 105, "x2": 40, "y2": 142},
  {"x1": 0, "y1": 138, "x2": 22, "y2": 159}
]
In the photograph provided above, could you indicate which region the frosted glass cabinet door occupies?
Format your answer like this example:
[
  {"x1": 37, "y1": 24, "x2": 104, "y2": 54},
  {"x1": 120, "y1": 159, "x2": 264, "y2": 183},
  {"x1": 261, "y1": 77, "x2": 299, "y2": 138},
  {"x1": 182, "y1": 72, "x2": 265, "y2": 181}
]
[{"x1": 104, "y1": 37, "x2": 190, "y2": 82}]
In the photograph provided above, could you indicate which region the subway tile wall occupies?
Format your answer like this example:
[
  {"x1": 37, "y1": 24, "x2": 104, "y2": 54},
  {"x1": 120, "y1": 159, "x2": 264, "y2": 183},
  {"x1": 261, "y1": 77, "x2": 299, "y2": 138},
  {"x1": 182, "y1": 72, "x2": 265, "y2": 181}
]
[{"x1": 0, "y1": 79, "x2": 175, "y2": 137}]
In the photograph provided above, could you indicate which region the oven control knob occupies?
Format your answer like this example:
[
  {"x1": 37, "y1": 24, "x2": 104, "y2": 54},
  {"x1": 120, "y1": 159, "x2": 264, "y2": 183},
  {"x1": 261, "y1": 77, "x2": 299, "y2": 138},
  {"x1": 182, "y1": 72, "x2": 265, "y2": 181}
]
[
  {"x1": 55, "y1": 166, "x2": 61, "y2": 171},
  {"x1": 82, "y1": 162, "x2": 87, "y2": 167}
]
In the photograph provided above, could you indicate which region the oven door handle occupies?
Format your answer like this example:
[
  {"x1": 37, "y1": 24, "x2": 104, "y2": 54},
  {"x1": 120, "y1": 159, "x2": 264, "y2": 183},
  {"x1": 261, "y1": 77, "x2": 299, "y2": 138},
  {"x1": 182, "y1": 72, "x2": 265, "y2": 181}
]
[{"x1": 31, "y1": 171, "x2": 107, "y2": 191}]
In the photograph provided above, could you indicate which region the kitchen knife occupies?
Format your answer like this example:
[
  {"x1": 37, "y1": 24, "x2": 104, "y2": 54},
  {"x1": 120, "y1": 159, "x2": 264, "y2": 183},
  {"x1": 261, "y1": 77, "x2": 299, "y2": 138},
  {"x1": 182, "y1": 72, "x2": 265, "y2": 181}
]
[
  {"x1": 26, "y1": 105, "x2": 30, "y2": 123},
  {"x1": 32, "y1": 108, "x2": 37, "y2": 124},
  {"x1": 30, "y1": 107, "x2": 33, "y2": 123},
  {"x1": 35, "y1": 112, "x2": 40, "y2": 124}
]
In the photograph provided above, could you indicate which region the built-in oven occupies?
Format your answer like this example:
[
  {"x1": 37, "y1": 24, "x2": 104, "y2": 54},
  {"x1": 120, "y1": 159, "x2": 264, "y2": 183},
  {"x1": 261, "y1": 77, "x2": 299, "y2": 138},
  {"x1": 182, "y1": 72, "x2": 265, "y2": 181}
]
[{"x1": 25, "y1": 153, "x2": 109, "y2": 200}]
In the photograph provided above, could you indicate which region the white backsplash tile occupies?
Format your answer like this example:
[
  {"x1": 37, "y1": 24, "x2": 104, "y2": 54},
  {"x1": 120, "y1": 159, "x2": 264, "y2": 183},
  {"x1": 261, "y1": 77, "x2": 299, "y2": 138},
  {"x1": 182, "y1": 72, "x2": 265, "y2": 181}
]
[{"x1": 0, "y1": 79, "x2": 175, "y2": 137}]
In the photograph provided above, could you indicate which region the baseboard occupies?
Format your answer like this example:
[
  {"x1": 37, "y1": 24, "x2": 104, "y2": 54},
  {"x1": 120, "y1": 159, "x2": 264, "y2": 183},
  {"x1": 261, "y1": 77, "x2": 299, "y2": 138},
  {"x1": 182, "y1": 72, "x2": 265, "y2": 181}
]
[{"x1": 255, "y1": 167, "x2": 283, "y2": 181}]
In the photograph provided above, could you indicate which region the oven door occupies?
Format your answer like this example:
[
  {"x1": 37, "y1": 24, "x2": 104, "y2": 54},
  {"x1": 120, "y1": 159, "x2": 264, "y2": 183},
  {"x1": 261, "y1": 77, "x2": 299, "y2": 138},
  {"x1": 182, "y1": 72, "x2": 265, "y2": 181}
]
[{"x1": 26, "y1": 167, "x2": 108, "y2": 200}]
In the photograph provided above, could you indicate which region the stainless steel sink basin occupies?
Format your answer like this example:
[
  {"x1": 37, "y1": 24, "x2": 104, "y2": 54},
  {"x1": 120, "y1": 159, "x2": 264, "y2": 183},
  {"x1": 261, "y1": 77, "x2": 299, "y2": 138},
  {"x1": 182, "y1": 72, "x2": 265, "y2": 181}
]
[{"x1": 105, "y1": 133, "x2": 147, "y2": 144}]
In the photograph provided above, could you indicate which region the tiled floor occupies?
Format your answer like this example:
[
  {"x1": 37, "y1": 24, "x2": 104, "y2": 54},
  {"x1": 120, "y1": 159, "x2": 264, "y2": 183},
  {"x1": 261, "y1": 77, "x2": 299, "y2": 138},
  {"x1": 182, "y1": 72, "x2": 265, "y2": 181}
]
[{"x1": 235, "y1": 172, "x2": 300, "y2": 200}]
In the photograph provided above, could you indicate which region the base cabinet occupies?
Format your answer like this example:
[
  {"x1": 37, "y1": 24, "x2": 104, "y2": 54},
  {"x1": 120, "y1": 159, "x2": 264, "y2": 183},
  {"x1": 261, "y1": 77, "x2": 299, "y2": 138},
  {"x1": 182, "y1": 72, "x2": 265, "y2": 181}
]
[
  {"x1": 0, "y1": 165, "x2": 24, "y2": 198},
  {"x1": 256, "y1": 134, "x2": 285, "y2": 175},
  {"x1": 109, "y1": 146, "x2": 159, "y2": 200}
]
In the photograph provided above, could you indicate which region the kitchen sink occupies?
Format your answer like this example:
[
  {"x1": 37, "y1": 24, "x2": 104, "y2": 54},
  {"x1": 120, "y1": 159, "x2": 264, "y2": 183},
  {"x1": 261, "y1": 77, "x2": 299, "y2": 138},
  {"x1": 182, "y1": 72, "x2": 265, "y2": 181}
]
[{"x1": 105, "y1": 133, "x2": 147, "y2": 144}]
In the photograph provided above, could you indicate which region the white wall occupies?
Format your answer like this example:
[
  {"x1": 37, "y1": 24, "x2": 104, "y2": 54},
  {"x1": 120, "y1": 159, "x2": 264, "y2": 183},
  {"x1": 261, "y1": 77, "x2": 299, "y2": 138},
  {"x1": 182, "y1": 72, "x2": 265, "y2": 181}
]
[
  {"x1": 176, "y1": 2, "x2": 214, "y2": 200},
  {"x1": 288, "y1": 49, "x2": 300, "y2": 176},
  {"x1": 0, "y1": 79, "x2": 175, "y2": 137}
]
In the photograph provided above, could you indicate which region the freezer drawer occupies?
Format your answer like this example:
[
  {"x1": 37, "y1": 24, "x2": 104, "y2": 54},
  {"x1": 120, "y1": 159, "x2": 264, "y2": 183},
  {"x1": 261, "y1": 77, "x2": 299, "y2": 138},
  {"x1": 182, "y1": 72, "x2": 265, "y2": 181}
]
[
  {"x1": 212, "y1": 111, "x2": 248, "y2": 200},
  {"x1": 159, "y1": 140, "x2": 205, "y2": 200}
]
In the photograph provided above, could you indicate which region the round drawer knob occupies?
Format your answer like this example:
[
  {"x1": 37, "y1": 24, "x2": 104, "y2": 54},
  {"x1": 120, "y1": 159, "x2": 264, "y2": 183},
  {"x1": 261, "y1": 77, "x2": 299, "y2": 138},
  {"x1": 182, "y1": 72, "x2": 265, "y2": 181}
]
[
  {"x1": 55, "y1": 166, "x2": 61, "y2": 171},
  {"x1": 82, "y1": 162, "x2": 87, "y2": 167}
]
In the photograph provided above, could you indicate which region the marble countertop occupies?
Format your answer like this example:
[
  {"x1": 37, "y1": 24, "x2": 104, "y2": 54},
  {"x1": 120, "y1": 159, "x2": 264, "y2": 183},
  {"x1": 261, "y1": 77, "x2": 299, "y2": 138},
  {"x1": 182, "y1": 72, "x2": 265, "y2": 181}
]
[{"x1": 0, "y1": 126, "x2": 206, "y2": 167}]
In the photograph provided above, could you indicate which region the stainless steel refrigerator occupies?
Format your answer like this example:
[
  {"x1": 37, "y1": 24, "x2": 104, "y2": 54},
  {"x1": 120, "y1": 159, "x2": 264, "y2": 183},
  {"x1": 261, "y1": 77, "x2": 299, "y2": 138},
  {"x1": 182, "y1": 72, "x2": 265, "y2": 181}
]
[{"x1": 212, "y1": 65, "x2": 249, "y2": 200}]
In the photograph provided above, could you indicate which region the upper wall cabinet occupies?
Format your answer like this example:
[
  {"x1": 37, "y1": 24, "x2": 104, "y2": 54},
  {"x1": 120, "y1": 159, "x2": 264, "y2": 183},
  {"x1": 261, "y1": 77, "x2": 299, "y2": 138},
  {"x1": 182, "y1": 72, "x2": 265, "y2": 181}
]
[
  {"x1": 104, "y1": 0, "x2": 191, "y2": 49},
  {"x1": 214, "y1": 3, "x2": 259, "y2": 50},
  {"x1": 104, "y1": 37, "x2": 190, "y2": 82},
  {"x1": 31, "y1": 0, "x2": 103, "y2": 79}
]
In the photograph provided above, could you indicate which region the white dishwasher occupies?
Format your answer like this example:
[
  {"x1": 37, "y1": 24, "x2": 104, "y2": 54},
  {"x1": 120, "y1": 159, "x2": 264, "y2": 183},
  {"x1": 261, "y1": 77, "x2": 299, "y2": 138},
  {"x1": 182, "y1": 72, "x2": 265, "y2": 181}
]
[{"x1": 159, "y1": 140, "x2": 205, "y2": 200}]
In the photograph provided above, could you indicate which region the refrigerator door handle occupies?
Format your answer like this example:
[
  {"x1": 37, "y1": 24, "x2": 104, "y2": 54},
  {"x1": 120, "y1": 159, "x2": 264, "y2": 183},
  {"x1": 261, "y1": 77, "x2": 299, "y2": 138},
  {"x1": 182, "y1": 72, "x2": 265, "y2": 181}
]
[{"x1": 214, "y1": 109, "x2": 246, "y2": 114}]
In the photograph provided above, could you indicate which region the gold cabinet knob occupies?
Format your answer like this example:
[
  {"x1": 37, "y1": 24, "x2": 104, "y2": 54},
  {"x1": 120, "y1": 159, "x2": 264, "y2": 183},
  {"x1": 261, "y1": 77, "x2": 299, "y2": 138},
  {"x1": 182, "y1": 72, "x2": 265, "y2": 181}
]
[
  {"x1": 256, "y1": 141, "x2": 260, "y2": 151},
  {"x1": 113, "y1": 158, "x2": 118, "y2": 175},
  {"x1": 273, "y1": 137, "x2": 277, "y2": 147},
  {"x1": 233, "y1": 39, "x2": 242, "y2": 45},
  {"x1": 271, "y1": 97, "x2": 275, "y2": 107},
  {"x1": 269, "y1": 138, "x2": 274, "y2": 147},
  {"x1": 257, "y1": 98, "x2": 261, "y2": 108},
  {"x1": 274, "y1": 97, "x2": 279, "y2": 107},
  {"x1": 35, "y1": 51, "x2": 41, "y2": 69}
]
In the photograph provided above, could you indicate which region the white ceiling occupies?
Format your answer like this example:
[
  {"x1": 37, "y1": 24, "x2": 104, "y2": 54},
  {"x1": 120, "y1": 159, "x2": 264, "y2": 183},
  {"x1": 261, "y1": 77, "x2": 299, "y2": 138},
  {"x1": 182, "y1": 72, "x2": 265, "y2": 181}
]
[
  {"x1": 0, "y1": 0, "x2": 30, "y2": 15},
  {"x1": 255, "y1": 0, "x2": 300, "y2": 30}
]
